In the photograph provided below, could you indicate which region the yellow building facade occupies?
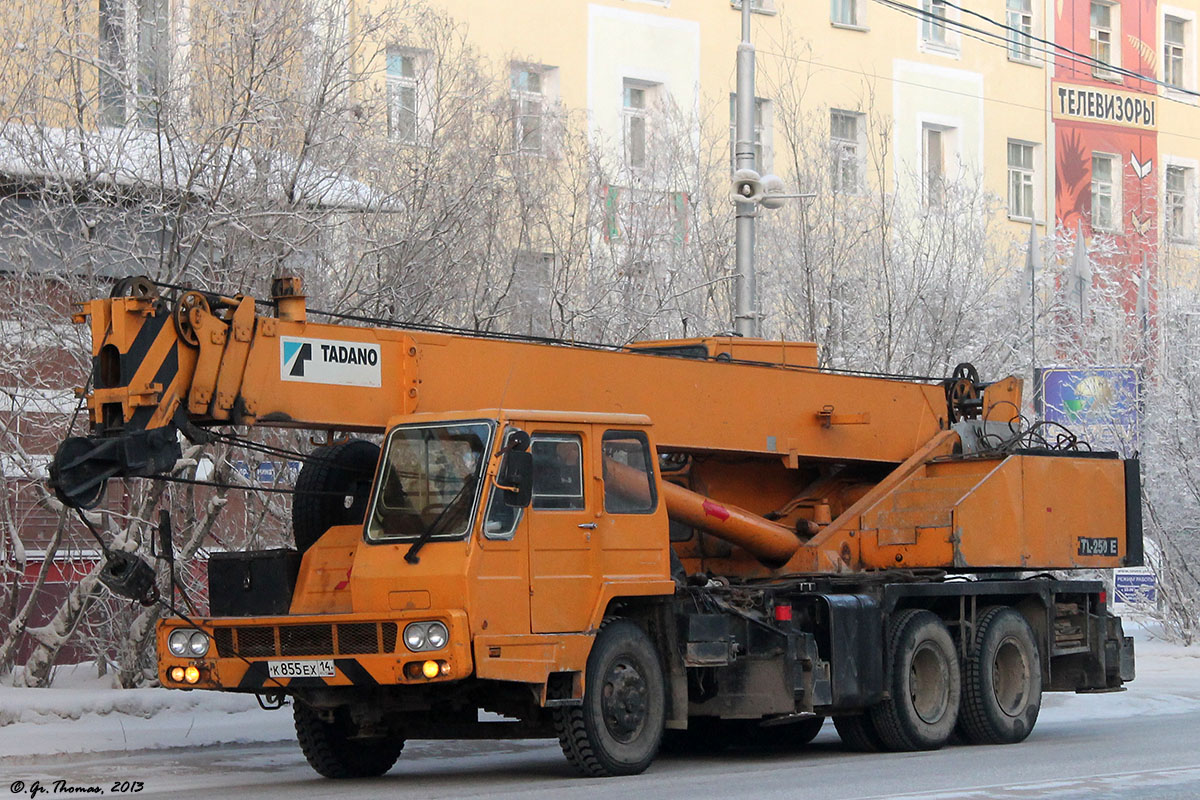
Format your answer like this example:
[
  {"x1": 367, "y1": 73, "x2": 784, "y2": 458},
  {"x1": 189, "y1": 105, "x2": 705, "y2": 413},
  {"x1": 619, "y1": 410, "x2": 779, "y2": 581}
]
[{"x1": 401, "y1": 0, "x2": 1200, "y2": 292}]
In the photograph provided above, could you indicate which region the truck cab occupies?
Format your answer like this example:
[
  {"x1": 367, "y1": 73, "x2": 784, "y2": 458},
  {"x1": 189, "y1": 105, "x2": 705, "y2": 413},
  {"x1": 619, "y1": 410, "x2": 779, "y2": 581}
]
[{"x1": 157, "y1": 410, "x2": 677, "y2": 769}]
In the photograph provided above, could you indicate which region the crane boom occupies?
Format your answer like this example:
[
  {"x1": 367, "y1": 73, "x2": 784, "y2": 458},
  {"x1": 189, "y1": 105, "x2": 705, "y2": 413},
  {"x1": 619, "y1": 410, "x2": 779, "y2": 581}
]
[{"x1": 52, "y1": 278, "x2": 984, "y2": 507}]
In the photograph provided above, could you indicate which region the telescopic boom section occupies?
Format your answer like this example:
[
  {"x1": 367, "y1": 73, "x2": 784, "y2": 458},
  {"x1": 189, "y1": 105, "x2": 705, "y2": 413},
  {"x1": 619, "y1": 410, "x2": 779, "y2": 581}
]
[{"x1": 50, "y1": 278, "x2": 957, "y2": 509}]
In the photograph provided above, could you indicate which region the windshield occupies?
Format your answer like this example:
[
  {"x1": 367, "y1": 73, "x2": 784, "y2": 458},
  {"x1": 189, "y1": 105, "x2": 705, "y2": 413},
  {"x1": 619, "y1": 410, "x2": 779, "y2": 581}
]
[{"x1": 366, "y1": 421, "x2": 493, "y2": 542}]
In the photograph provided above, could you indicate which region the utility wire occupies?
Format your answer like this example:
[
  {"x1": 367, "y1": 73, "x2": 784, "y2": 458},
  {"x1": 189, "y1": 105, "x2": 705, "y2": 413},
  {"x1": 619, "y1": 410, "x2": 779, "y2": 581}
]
[
  {"x1": 936, "y1": 0, "x2": 1200, "y2": 99},
  {"x1": 870, "y1": 0, "x2": 1199, "y2": 101}
]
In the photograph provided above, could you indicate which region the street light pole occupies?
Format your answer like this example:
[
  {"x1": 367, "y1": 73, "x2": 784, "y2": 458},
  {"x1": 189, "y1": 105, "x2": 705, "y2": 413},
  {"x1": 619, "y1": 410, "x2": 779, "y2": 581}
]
[{"x1": 733, "y1": 0, "x2": 757, "y2": 337}]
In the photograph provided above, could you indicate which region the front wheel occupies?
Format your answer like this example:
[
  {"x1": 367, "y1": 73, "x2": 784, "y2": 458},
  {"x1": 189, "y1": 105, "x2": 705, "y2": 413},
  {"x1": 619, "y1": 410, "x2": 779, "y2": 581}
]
[
  {"x1": 294, "y1": 703, "x2": 403, "y2": 779},
  {"x1": 554, "y1": 619, "x2": 666, "y2": 777}
]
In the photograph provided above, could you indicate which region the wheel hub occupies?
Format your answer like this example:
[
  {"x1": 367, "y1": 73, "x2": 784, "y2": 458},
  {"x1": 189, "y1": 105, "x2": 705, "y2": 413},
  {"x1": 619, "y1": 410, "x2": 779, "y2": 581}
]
[
  {"x1": 601, "y1": 659, "x2": 649, "y2": 743},
  {"x1": 909, "y1": 641, "x2": 951, "y2": 725},
  {"x1": 992, "y1": 636, "x2": 1030, "y2": 716}
]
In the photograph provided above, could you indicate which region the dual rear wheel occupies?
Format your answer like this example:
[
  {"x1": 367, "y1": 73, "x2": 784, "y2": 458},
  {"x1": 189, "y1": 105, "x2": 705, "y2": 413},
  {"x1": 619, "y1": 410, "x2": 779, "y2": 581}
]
[{"x1": 835, "y1": 606, "x2": 1042, "y2": 753}]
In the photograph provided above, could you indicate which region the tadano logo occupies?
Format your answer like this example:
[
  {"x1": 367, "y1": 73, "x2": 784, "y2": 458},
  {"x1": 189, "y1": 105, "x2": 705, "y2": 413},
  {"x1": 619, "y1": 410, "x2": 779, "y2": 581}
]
[
  {"x1": 283, "y1": 341, "x2": 313, "y2": 377},
  {"x1": 279, "y1": 336, "x2": 382, "y2": 387}
]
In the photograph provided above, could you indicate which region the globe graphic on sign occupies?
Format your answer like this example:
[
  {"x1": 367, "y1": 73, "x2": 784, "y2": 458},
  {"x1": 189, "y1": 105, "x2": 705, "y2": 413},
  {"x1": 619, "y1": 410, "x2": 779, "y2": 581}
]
[{"x1": 1065, "y1": 375, "x2": 1116, "y2": 421}]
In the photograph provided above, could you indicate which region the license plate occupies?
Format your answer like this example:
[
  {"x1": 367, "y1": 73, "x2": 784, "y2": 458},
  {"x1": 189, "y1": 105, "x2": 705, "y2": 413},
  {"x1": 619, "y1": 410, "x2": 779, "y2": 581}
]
[{"x1": 267, "y1": 659, "x2": 335, "y2": 679}]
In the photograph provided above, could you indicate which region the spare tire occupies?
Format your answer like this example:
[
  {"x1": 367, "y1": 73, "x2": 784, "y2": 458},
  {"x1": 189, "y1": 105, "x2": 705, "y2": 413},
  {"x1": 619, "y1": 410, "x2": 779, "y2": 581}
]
[{"x1": 293, "y1": 439, "x2": 380, "y2": 553}]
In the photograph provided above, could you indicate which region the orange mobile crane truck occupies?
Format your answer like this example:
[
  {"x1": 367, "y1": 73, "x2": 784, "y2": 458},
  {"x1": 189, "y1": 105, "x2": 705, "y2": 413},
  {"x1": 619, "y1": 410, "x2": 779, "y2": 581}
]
[{"x1": 49, "y1": 276, "x2": 1138, "y2": 778}]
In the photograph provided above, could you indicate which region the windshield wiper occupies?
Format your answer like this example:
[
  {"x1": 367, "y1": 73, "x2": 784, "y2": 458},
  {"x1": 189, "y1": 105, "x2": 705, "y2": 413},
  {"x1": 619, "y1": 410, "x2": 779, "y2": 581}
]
[{"x1": 404, "y1": 475, "x2": 477, "y2": 564}]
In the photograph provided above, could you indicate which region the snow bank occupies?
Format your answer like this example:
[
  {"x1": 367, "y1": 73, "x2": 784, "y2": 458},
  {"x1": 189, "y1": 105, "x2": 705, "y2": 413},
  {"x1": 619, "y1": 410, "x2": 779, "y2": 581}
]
[
  {"x1": 0, "y1": 623, "x2": 1194, "y2": 760},
  {"x1": 0, "y1": 664, "x2": 294, "y2": 758}
]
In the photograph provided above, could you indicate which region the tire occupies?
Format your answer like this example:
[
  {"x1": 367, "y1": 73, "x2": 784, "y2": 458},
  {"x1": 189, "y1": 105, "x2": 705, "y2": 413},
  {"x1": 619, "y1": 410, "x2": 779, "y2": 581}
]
[
  {"x1": 833, "y1": 713, "x2": 885, "y2": 752},
  {"x1": 293, "y1": 703, "x2": 403, "y2": 779},
  {"x1": 957, "y1": 606, "x2": 1042, "y2": 745},
  {"x1": 553, "y1": 620, "x2": 666, "y2": 777},
  {"x1": 870, "y1": 609, "x2": 961, "y2": 751},
  {"x1": 293, "y1": 440, "x2": 380, "y2": 553}
]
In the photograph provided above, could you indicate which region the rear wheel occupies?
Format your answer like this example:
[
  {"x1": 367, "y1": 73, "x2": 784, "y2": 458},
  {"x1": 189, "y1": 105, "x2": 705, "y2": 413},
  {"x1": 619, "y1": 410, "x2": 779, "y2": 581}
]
[
  {"x1": 293, "y1": 703, "x2": 403, "y2": 779},
  {"x1": 957, "y1": 606, "x2": 1042, "y2": 745},
  {"x1": 870, "y1": 609, "x2": 960, "y2": 751},
  {"x1": 554, "y1": 620, "x2": 666, "y2": 777},
  {"x1": 293, "y1": 439, "x2": 379, "y2": 553}
]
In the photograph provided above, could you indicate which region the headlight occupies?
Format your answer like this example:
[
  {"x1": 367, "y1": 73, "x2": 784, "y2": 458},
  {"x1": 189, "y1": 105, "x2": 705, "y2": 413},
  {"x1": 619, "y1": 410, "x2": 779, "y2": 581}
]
[
  {"x1": 403, "y1": 621, "x2": 449, "y2": 652},
  {"x1": 188, "y1": 631, "x2": 210, "y2": 657},
  {"x1": 404, "y1": 624, "x2": 428, "y2": 651},
  {"x1": 425, "y1": 622, "x2": 448, "y2": 649},
  {"x1": 167, "y1": 629, "x2": 191, "y2": 656}
]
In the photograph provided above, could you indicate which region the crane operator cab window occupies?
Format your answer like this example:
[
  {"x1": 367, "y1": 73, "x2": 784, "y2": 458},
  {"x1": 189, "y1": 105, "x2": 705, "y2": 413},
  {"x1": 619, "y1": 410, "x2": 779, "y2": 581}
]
[
  {"x1": 601, "y1": 430, "x2": 657, "y2": 514},
  {"x1": 366, "y1": 421, "x2": 491, "y2": 542},
  {"x1": 530, "y1": 435, "x2": 585, "y2": 510}
]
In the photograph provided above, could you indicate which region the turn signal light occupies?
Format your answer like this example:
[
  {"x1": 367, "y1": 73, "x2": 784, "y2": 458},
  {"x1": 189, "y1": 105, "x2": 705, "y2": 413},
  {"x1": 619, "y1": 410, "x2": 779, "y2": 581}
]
[
  {"x1": 169, "y1": 666, "x2": 185, "y2": 683},
  {"x1": 405, "y1": 659, "x2": 450, "y2": 680},
  {"x1": 184, "y1": 665, "x2": 201, "y2": 684}
]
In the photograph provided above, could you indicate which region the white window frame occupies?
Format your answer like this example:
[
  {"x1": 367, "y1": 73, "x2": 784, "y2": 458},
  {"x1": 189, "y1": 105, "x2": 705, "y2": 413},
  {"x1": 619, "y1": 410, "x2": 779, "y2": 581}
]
[
  {"x1": 98, "y1": 0, "x2": 171, "y2": 128},
  {"x1": 920, "y1": 0, "x2": 960, "y2": 54},
  {"x1": 1007, "y1": 140, "x2": 1038, "y2": 221},
  {"x1": 1162, "y1": 7, "x2": 1197, "y2": 97},
  {"x1": 510, "y1": 63, "x2": 559, "y2": 157},
  {"x1": 623, "y1": 79, "x2": 659, "y2": 172},
  {"x1": 386, "y1": 47, "x2": 424, "y2": 145},
  {"x1": 1090, "y1": 151, "x2": 1121, "y2": 232},
  {"x1": 831, "y1": 0, "x2": 867, "y2": 30},
  {"x1": 1090, "y1": 1, "x2": 1121, "y2": 82},
  {"x1": 1164, "y1": 158, "x2": 1198, "y2": 243},
  {"x1": 921, "y1": 123, "x2": 955, "y2": 208},
  {"x1": 831, "y1": 109, "x2": 865, "y2": 194},
  {"x1": 1006, "y1": 0, "x2": 1037, "y2": 65},
  {"x1": 729, "y1": 94, "x2": 773, "y2": 172}
]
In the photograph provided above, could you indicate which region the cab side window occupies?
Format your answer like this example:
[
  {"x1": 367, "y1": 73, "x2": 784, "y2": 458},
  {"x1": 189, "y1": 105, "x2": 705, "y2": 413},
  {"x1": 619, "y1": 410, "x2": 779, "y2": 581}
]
[
  {"x1": 531, "y1": 435, "x2": 585, "y2": 510},
  {"x1": 602, "y1": 430, "x2": 657, "y2": 514}
]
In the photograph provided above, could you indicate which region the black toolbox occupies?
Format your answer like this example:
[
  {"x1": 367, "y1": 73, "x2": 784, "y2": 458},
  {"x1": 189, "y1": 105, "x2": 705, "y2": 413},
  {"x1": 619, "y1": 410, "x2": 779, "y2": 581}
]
[{"x1": 207, "y1": 549, "x2": 300, "y2": 616}]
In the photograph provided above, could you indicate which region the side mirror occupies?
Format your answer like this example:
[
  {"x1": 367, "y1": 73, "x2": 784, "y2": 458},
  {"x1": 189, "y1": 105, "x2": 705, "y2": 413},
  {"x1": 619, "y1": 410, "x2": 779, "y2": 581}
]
[{"x1": 496, "y1": 450, "x2": 533, "y2": 508}]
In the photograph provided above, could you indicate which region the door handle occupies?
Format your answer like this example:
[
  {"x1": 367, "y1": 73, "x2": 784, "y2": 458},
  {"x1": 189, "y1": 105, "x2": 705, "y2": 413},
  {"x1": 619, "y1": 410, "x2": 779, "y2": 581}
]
[{"x1": 578, "y1": 523, "x2": 597, "y2": 530}]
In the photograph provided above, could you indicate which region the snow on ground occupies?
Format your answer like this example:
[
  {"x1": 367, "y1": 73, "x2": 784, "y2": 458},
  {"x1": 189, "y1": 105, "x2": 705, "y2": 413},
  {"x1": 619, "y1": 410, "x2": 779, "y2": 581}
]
[
  {"x1": 0, "y1": 620, "x2": 1195, "y2": 761},
  {"x1": 0, "y1": 665, "x2": 295, "y2": 759}
]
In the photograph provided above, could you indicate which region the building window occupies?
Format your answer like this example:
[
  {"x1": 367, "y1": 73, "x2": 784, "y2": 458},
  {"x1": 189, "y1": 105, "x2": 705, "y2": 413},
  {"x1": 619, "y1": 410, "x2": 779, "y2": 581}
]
[
  {"x1": 729, "y1": 95, "x2": 771, "y2": 171},
  {"x1": 832, "y1": 0, "x2": 862, "y2": 28},
  {"x1": 98, "y1": 0, "x2": 170, "y2": 127},
  {"x1": 1165, "y1": 16, "x2": 1187, "y2": 89},
  {"x1": 1166, "y1": 165, "x2": 1194, "y2": 241},
  {"x1": 831, "y1": 110, "x2": 863, "y2": 193},
  {"x1": 923, "y1": 125, "x2": 948, "y2": 207},
  {"x1": 922, "y1": 0, "x2": 951, "y2": 46},
  {"x1": 1091, "y1": 2, "x2": 1119, "y2": 80},
  {"x1": 511, "y1": 65, "x2": 550, "y2": 155},
  {"x1": 386, "y1": 48, "x2": 421, "y2": 144},
  {"x1": 624, "y1": 80, "x2": 658, "y2": 170},
  {"x1": 1091, "y1": 153, "x2": 1119, "y2": 231},
  {"x1": 1008, "y1": 141, "x2": 1036, "y2": 219},
  {"x1": 1007, "y1": 0, "x2": 1035, "y2": 62}
]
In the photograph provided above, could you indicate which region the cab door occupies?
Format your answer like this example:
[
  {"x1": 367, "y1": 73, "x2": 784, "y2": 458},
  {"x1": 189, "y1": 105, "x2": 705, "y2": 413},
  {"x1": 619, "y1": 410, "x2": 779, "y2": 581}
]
[{"x1": 527, "y1": 428, "x2": 598, "y2": 633}]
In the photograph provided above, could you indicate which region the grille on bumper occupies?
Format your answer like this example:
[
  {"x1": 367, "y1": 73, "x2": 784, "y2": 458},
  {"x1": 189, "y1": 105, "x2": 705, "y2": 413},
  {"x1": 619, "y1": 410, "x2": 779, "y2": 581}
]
[{"x1": 211, "y1": 622, "x2": 399, "y2": 658}]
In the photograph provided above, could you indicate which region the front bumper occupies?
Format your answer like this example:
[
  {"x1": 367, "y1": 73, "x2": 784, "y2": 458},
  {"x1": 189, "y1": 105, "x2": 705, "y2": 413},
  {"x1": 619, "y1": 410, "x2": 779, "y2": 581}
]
[{"x1": 157, "y1": 609, "x2": 472, "y2": 691}]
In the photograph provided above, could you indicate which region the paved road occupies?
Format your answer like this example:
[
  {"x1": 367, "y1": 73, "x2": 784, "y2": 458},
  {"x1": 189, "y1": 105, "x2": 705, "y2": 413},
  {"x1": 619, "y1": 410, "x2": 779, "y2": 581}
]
[{"x1": 6, "y1": 709, "x2": 1200, "y2": 800}]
